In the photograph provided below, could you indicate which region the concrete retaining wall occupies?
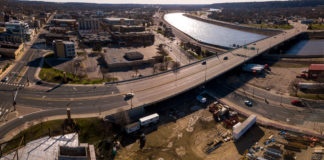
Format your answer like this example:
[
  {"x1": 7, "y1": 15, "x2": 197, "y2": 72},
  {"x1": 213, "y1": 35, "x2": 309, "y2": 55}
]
[{"x1": 184, "y1": 14, "x2": 282, "y2": 36}]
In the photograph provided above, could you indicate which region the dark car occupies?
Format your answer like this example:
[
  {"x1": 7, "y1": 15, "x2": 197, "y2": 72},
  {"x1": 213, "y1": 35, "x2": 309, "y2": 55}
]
[
  {"x1": 124, "y1": 92, "x2": 134, "y2": 101},
  {"x1": 223, "y1": 56, "x2": 228, "y2": 60},
  {"x1": 244, "y1": 100, "x2": 253, "y2": 107},
  {"x1": 1, "y1": 77, "x2": 9, "y2": 82},
  {"x1": 291, "y1": 100, "x2": 304, "y2": 107}
]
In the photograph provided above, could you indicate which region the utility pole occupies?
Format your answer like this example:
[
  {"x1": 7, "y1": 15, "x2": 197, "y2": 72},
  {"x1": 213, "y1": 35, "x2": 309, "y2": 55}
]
[
  {"x1": 129, "y1": 90, "x2": 134, "y2": 110},
  {"x1": 26, "y1": 70, "x2": 30, "y2": 86},
  {"x1": 201, "y1": 61, "x2": 207, "y2": 88}
]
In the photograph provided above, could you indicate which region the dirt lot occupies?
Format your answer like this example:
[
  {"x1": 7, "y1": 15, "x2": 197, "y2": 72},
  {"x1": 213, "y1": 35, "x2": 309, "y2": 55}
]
[
  {"x1": 233, "y1": 58, "x2": 324, "y2": 99},
  {"x1": 240, "y1": 63, "x2": 307, "y2": 97},
  {"x1": 115, "y1": 107, "x2": 282, "y2": 160}
]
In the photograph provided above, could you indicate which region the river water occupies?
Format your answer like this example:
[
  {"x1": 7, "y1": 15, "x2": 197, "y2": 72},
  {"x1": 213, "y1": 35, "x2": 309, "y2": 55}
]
[
  {"x1": 164, "y1": 13, "x2": 267, "y2": 48},
  {"x1": 285, "y1": 39, "x2": 324, "y2": 55}
]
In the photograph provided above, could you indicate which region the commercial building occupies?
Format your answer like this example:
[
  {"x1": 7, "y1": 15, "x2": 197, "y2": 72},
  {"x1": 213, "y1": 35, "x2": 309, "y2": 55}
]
[
  {"x1": 79, "y1": 32, "x2": 112, "y2": 47},
  {"x1": 119, "y1": 25, "x2": 145, "y2": 33},
  {"x1": 78, "y1": 18, "x2": 100, "y2": 31},
  {"x1": 104, "y1": 50, "x2": 156, "y2": 71},
  {"x1": 308, "y1": 64, "x2": 324, "y2": 79},
  {"x1": 51, "y1": 19, "x2": 77, "y2": 30},
  {"x1": 44, "y1": 33, "x2": 74, "y2": 45},
  {"x1": 104, "y1": 17, "x2": 135, "y2": 25},
  {"x1": 53, "y1": 40, "x2": 76, "y2": 58},
  {"x1": 111, "y1": 32, "x2": 154, "y2": 46},
  {"x1": 0, "y1": 133, "x2": 96, "y2": 160},
  {"x1": 3, "y1": 20, "x2": 32, "y2": 42},
  {"x1": 0, "y1": 42, "x2": 24, "y2": 59}
]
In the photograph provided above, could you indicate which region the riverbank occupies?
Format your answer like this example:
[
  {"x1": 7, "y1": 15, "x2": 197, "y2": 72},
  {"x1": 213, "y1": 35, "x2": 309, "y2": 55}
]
[
  {"x1": 184, "y1": 14, "x2": 282, "y2": 36},
  {"x1": 161, "y1": 13, "x2": 229, "y2": 53},
  {"x1": 305, "y1": 30, "x2": 324, "y2": 39}
]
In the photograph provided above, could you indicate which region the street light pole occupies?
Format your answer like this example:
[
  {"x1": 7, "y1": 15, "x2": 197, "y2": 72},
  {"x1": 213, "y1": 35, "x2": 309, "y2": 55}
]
[
  {"x1": 201, "y1": 61, "x2": 207, "y2": 87},
  {"x1": 130, "y1": 97, "x2": 133, "y2": 110},
  {"x1": 205, "y1": 63, "x2": 207, "y2": 84},
  {"x1": 12, "y1": 87, "x2": 19, "y2": 111},
  {"x1": 130, "y1": 90, "x2": 134, "y2": 110}
]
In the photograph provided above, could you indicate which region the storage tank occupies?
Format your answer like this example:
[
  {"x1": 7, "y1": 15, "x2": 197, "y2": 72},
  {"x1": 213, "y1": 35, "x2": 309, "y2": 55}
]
[{"x1": 233, "y1": 115, "x2": 257, "y2": 141}]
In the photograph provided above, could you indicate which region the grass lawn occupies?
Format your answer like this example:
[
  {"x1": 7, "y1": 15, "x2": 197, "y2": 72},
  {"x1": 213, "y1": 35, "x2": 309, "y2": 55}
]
[
  {"x1": 248, "y1": 23, "x2": 293, "y2": 30},
  {"x1": 308, "y1": 24, "x2": 324, "y2": 30},
  {"x1": 39, "y1": 61, "x2": 109, "y2": 84},
  {"x1": 2, "y1": 119, "x2": 65, "y2": 153},
  {"x1": 297, "y1": 91, "x2": 324, "y2": 100}
]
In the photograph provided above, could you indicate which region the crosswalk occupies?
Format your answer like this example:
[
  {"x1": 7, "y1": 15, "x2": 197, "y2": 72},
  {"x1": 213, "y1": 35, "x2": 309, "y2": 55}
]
[
  {"x1": 0, "y1": 82, "x2": 26, "y2": 88},
  {"x1": 0, "y1": 102, "x2": 12, "y2": 122},
  {"x1": 0, "y1": 81, "x2": 26, "y2": 122}
]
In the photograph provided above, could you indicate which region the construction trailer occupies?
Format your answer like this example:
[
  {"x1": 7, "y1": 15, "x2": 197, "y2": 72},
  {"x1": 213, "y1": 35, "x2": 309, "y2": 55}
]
[
  {"x1": 139, "y1": 113, "x2": 159, "y2": 126},
  {"x1": 124, "y1": 122, "x2": 141, "y2": 134},
  {"x1": 233, "y1": 115, "x2": 257, "y2": 141}
]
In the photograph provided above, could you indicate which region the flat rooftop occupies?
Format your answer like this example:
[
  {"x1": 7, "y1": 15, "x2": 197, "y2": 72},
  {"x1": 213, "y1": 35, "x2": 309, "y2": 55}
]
[
  {"x1": 104, "y1": 17, "x2": 134, "y2": 21},
  {"x1": 1, "y1": 133, "x2": 79, "y2": 160}
]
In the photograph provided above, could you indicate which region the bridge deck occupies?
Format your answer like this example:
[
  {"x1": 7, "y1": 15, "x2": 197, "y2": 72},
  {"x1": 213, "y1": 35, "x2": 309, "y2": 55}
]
[{"x1": 117, "y1": 22, "x2": 307, "y2": 108}]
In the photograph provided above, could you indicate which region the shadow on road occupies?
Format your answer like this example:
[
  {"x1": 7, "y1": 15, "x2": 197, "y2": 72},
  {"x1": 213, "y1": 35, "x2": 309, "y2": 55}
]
[{"x1": 46, "y1": 83, "x2": 64, "y2": 92}]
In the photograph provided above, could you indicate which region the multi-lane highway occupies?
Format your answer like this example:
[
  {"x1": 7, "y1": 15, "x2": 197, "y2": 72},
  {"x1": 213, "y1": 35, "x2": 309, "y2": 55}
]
[{"x1": 0, "y1": 16, "x2": 315, "y2": 141}]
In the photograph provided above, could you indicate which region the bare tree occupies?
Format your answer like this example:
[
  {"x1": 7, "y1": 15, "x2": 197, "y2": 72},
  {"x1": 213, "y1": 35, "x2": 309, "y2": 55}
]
[{"x1": 113, "y1": 109, "x2": 130, "y2": 128}]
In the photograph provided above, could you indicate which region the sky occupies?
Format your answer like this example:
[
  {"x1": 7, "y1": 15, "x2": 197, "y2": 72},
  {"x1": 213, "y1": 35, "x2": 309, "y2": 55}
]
[{"x1": 24, "y1": 0, "x2": 285, "y2": 4}]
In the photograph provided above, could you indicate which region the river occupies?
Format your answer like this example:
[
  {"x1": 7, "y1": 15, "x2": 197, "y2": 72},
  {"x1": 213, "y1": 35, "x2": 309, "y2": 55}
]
[
  {"x1": 285, "y1": 39, "x2": 324, "y2": 55},
  {"x1": 164, "y1": 13, "x2": 267, "y2": 48}
]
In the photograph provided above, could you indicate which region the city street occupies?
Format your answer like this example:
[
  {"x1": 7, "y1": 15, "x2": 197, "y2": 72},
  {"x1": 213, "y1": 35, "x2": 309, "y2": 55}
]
[{"x1": 1, "y1": 13, "x2": 323, "y2": 142}]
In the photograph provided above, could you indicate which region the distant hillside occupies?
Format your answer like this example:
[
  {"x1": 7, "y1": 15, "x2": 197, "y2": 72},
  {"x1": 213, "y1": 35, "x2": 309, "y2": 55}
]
[{"x1": 208, "y1": 0, "x2": 324, "y2": 9}]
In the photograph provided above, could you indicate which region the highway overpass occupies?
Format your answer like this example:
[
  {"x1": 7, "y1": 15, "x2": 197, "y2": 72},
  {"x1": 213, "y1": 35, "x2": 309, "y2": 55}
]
[
  {"x1": 0, "y1": 22, "x2": 308, "y2": 141},
  {"x1": 115, "y1": 22, "x2": 308, "y2": 109}
]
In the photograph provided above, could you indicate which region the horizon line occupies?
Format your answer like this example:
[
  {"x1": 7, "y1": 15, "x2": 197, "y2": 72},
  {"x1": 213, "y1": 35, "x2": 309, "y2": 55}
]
[{"x1": 19, "y1": 0, "x2": 289, "y2": 5}]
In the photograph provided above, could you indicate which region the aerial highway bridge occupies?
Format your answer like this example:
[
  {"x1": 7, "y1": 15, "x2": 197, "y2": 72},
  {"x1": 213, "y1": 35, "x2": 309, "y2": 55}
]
[{"x1": 0, "y1": 21, "x2": 309, "y2": 141}]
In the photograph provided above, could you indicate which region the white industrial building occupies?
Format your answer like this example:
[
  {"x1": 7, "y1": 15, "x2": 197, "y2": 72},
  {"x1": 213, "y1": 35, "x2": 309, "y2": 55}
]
[{"x1": 4, "y1": 20, "x2": 32, "y2": 41}]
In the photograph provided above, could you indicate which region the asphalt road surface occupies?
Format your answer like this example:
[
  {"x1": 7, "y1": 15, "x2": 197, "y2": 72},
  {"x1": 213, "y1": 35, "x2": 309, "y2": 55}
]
[{"x1": 0, "y1": 18, "x2": 316, "y2": 140}]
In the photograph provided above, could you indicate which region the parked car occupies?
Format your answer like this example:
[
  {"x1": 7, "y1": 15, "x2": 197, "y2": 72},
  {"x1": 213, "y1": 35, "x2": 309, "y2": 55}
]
[
  {"x1": 223, "y1": 56, "x2": 228, "y2": 60},
  {"x1": 1, "y1": 77, "x2": 9, "y2": 82},
  {"x1": 196, "y1": 95, "x2": 207, "y2": 103},
  {"x1": 296, "y1": 73, "x2": 307, "y2": 78},
  {"x1": 291, "y1": 100, "x2": 304, "y2": 107},
  {"x1": 244, "y1": 100, "x2": 253, "y2": 107}
]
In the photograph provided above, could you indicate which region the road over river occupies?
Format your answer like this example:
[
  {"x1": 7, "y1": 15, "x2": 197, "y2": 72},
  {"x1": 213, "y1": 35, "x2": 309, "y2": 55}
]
[{"x1": 1, "y1": 16, "x2": 320, "y2": 142}]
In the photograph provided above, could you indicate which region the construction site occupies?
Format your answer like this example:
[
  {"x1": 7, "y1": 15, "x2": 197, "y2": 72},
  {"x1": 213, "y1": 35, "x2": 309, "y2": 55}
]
[
  {"x1": 0, "y1": 91, "x2": 323, "y2": 160},
  {"x1": 114, "y1": 96, "x2": 324, "y2": 160}
]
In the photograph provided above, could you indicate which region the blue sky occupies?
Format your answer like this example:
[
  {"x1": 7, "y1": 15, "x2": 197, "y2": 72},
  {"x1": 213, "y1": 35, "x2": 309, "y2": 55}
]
[{"x1": 25, "y1": 0, "x2": 285, "y2": 4}]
